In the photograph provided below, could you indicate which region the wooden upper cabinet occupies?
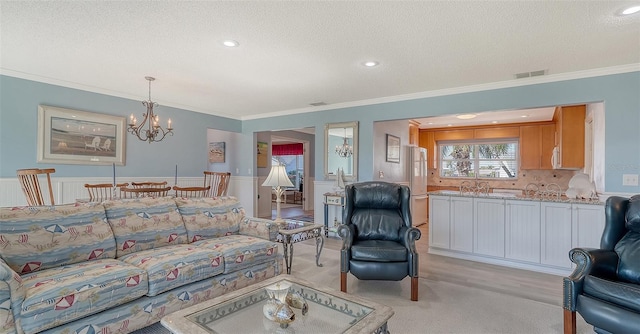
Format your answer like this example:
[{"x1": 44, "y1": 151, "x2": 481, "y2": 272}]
[
  {"x1": 419, "y1": 130, "x2": 436, "y2": 169},
  {"x1": 434, "y1": 129, "x2": 474, "y2": 141},
  {"x1": 553, "y1": 105, "x2": 585, "y2": 169},
  {"x1": 540, "y1": 124, "x2": 556, "y2": 169},
  {"x1": 474, "y1": 127, "x2": 519, "y2": 139},
  {"x1": 520, "y1": 123, "x2": 555, "y2": 170},
  {"x1": 409, "y1": 120, "x2": 420, "y2": 146}
]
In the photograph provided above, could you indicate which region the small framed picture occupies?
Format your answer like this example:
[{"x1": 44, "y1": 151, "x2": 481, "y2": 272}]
[
  {"x1": 209, "y1": 142, "x2": 225, "y2": 163},
  {"x1": 386, "y1": 134, "x2": 400, "y2": 163}
]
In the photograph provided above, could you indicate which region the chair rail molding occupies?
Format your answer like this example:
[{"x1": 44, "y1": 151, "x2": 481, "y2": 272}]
[{"x1": 0, "y1": 176, "x2": 254, "y2": 210}]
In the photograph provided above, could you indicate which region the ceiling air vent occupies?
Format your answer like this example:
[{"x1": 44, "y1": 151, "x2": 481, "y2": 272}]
[
  {"x1": 515, "y1": 69, "x2": 547, "y2": 79},
  {"x1": 309, "y1": 102, "x2": 327, "y2": 106}
]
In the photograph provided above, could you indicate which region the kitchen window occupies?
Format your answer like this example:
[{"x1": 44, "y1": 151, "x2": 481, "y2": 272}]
[{"x1": 439, "y1": 140, "x2": 518, "y2": 179}]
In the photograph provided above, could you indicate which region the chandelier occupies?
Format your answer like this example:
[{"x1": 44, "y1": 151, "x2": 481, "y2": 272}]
[
  {"x1": 128, "y1": 76, "x2": 174, "y2": 143},
  {"x1": 335, "y1": 129, "x2": 353, "y2": 158}
]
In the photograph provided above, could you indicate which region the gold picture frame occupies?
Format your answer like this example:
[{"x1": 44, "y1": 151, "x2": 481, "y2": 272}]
[{"x1": 37, "y1": 105, "x2": 126, "y2": 165}]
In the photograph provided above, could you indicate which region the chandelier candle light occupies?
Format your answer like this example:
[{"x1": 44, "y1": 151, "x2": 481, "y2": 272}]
[
  {"x1": 128, "y1": 76, "x2": 174, "y2": 143},
  {"x1": 262, "y1": 165, "x2": 294, "y2": 224},
  {"x1": 335, "y1": 128, "x2": 352, "y2": 158}
]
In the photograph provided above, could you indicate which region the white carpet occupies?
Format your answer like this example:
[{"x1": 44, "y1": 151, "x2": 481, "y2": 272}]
[{"x1": 133, "y1": 240, "x2": 593, "y2": 333}]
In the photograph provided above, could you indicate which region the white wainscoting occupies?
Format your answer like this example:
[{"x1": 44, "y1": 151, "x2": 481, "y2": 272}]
[{"x1": 0, "y1": 176, "x2": 258, "y2": 215}]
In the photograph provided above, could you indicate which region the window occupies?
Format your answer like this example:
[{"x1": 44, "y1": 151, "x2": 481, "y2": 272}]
[{"x1": 439, "y1": 140, "x2": 518, "y2": 179}]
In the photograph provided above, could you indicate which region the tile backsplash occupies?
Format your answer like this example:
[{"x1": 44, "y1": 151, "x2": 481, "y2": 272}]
[{"x1": 427, "y1": 169, "x2": 580, "y2": 192}]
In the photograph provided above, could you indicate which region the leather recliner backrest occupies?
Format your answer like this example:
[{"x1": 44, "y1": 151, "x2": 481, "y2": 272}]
[
  {"x1": 614, "y1": 195, "x2": 640, "y2": 283},
  {"x1": 344, "y1": 181, "x2": 411, "y2": 242}
]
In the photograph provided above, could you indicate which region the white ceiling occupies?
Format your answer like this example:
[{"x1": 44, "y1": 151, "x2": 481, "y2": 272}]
[{"x1": 1, "y1": 1, "x2": 639, "y2": 121}]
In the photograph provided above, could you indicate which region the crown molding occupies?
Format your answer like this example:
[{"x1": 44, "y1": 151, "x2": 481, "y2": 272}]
[
  {"x1": 2, "y1": 64, "x2": 638, "y2": 122},
  {"x1": 242, "y1": 63, "x2": 640, "y2": 120}
]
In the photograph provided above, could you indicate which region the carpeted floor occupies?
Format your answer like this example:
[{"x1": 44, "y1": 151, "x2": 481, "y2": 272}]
[{"x1": 133, "y1": 240, "x2": 592, "y2": 333}]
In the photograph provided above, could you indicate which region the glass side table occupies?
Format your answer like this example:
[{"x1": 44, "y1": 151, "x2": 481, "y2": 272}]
[{"x1": 276, "y1": 220, "x2": 324, "y2": 274}]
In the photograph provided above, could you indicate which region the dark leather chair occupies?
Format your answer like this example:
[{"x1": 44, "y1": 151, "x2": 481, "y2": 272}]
[
  {"x1": 564, "y1": 195, "x2": 640, "y2": 334},
  {"x1": 337, "y1": 181, "x2": 421, "y2": 301}
]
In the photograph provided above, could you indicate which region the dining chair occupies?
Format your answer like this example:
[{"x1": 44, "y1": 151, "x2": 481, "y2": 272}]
[
  {"x1": 173, "y1": 186, "x2": 210, "y2": 198},
  {"x1": 16, "y1": 168, "x2": 56, "y2": 206},
  {"x1": 131, "y1": 181, "x2": 168, "y2": 189},
  {"x1": 120, "y1": 186, "x2": 172, "y2": 198},
  {"x1": 203, "y1": 171, "x2": 231, "y2": 197},
  {"x1": 84, "y1": 183, "x2": 129, "y2": 202}
]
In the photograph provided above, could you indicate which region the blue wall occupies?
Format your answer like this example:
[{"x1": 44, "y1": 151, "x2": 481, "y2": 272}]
[
  {"x1": 243, "y1": 71, "x2": 640, "y2": 193},
  {"x1": 2, "y1": 72, "x2": 639, "y2": 193},
  {"x1": 0, "y1": 75, "x2": 241, "y2": 178}
]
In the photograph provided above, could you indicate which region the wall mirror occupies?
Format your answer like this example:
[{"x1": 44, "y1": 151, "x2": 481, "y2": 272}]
[{"x1": 325, "y1": 121, "x2": 358, "y2": 181}]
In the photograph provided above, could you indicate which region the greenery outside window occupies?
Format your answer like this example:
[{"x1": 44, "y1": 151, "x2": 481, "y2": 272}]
[{"x1": 439, "y1": 140, "x2": 518, "y2": 179}]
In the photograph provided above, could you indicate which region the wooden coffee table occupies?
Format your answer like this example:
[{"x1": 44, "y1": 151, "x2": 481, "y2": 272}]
[{"x1": 161, "y1": 274, "x2": 393, "y2": 334}]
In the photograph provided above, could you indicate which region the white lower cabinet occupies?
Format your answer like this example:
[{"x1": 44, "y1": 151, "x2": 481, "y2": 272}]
[
  {"x1": 573, "y1": 204, "x2": 605, "y2": 249},
  {"x1": 428, "y1": 192, "x2": 605, "y2": 275},
  {"x1": 450, "y1": 197, "x2": 474, "y2": 252},
  {"x1": 505, "y1": 200, "x2": 541, "y2": 263},
  {"x1": 429, "y1": 195, "x2": 451, "y2": 249},
  {"x1": 473, "y1": 198, "x2": 505, "y2": 257},
  {"x1": 540, "y1": 202, "x2": 573, "y2": 269}
]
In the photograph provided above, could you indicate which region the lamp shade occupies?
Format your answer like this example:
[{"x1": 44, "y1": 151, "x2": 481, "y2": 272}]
[{"x1": 262, "y1": 165, "x2": 294, "y2": 188}]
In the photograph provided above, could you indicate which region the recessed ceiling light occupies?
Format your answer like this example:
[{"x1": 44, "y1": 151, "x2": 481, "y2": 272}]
[
  {"x1": 428, "y1": 122, "x2": 434, "y2": 125},
  {"x1": 492, "y1": 120, "x2": 499, "y2": 124},
  {"x1": 456, "y1": 114, "x2": 476, "y2": 120},
  {"x1": 363, "y1": 61, "x2": 379, "y2": 67},
  {"x1": 622, "y1": 5, "x2": 640, "y2": 15},
  {"x1": 447, "y1": 124, "x2": 452, "y2": 127},
  {"x1": 222, "y1": 40, "x2": 239, "y2": 47},
  {"x1": 521, "y1": 115, "x2": 529, "y2": 118}
]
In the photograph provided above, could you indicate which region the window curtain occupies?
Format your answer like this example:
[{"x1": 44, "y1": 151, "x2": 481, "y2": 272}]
[{"x1": 272, "y1": 143, "x2": 303, "y2": 156}]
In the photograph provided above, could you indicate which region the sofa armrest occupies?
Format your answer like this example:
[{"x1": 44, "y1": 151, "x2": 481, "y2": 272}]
[
  {"x1": 563, "y1": 248, "x2": 619, "y2": 311},
  {"x1": 239, "y1": 217, "x2": 281, "y2": 241},
  {"x1": 0, "y1": 258, "x2": 25, "y2": 334}
]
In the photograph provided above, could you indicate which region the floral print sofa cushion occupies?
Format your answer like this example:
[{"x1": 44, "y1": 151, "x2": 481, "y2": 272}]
[
  {"x1": 0, "y1": 202, "x2": 116, "y2": 274},
  {"x1": 103, "y1": 197, "x2": 188, "y2": 257},
  {"x1": 19, "y1": 259, "x2": 148, "y2": 334},
  {"x1": 174, "y1": 197, "x2": 246, "y2": 241}
]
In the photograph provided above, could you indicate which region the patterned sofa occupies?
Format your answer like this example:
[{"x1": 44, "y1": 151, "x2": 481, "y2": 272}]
[{"x1": 0, "y1": 196, "x2": 282, "y2": 334}]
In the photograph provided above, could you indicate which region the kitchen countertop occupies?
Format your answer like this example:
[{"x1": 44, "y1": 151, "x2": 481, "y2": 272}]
[{"x1": 428, "y1": 190, "x2": 603, "y2": 205}]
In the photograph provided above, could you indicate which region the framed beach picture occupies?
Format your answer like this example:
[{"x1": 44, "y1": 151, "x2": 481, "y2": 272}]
[
  {"x1": 37, "y1": 105, "x2": 126, "y2": 165},
  {"x1": 386, "y1": 134, "x2": 400, "y2": 163},
  {"x1": 257, "y1": 141, "x2": 268, "y2": 168},
  {"x1": 209, "y1": 142, "x2": 226, "y2": 163}
]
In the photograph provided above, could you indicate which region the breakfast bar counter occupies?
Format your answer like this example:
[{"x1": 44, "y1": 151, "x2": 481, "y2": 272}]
[{"x1": 428, "y1": 190, "x2": 604, "y2": 276}]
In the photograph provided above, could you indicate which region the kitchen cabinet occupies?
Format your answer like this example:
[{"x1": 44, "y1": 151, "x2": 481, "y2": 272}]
[
  {"x1": 450, "y1": 196, "x2": 474, "y2": 252},
  {"x1": 429, "y1": 195, "x2": 451, "y2": 249},
  {"x1": 553, "y1": 105, "x2": 586, "y2": 169},
  {"x1": 409, "y1": 120, "x2": 420, "y2": 146},
  {"x1": 434, "y1": 129, "x2": 474, "y2": 141},
  {"x1": 473, "y1": 127, "x2": 519, "y2": 139},
  {"x1": 520, "y1": 123, "x2": 556, "y2": 170},
  {"x1": 473, "y1": 197, "x2": 505, "y2": 257},
  {"x1": 419, "y1": 130, "x2": 436, "y2": 169},
  {"x1": 540, "y1": 202, "x2": 573, "y2": 268},
  {"x1": 427, "y1": 191, "x2": 604, "y2": 275},
  {"x1": 572, "y1": 203, "x2": 605, "y2": 249},
  {"x1": 505, "y1": 200, "x2": 541, "y2": 263}
]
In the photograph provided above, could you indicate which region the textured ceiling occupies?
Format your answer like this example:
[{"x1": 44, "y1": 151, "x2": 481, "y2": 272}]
[{"x1": 1, "y1": 1, "x2": 639, "y2": 121}]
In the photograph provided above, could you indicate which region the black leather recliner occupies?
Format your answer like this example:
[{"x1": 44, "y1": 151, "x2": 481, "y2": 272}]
[
  {"x1": 564, "y1": 195, "x2": 640, "y2": 334},
  {"x1": 337, "y1": 181, "x2": 421, "y2": 301}
]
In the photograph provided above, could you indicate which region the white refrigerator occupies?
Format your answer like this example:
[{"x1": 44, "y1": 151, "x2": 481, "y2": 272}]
[{"x1": 408, "y1": 146, "x2": 428, "y2": 226}]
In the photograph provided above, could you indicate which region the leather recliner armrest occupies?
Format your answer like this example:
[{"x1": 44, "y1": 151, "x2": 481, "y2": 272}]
[{"x1": 563, "y1": 248, "x2": 619, "y2": 311}]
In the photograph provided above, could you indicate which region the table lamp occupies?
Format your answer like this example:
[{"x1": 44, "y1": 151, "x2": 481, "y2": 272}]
[{"x1": 262, "y1": 164, "x2": 294, "y2": 223}]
